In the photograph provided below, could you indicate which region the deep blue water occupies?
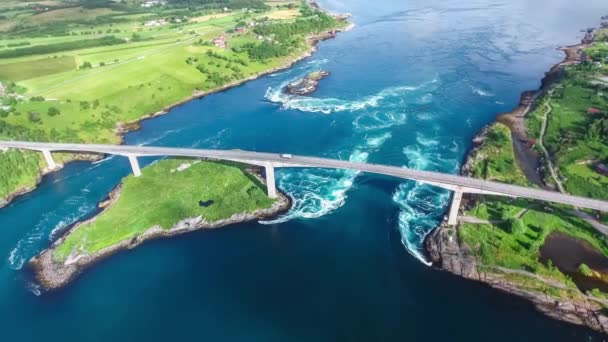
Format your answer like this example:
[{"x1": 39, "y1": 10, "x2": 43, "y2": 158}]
[{"x1": 2, "y1": 0, "x2": 608, "y2": 340}]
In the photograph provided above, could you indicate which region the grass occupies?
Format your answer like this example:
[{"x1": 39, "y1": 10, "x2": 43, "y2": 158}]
[
  {"x1": 53, "y1": 159, "x2": 275, "y2": 262},
  {"x1": 460, "y1": 203, "x2": 608, "y2": 291},
  {"x1": 0, "y1": 55, "x2": 76, "y2": 81},
  {"x1": 466, "y1": 123, "x2": 529, "y2": 186},
  {"x1": 524, "y1": 40, "x2": 608, "y2": 200}
]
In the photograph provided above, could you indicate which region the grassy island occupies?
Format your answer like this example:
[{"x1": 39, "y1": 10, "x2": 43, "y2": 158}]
[
  {"x1": 0, "y1": 0, "x2": 348, "y2": 205},
  {"x1": 32, "y1": 158, "x2": 288, "y2": 289},
  {"x1": 54, "y1": 159, "x2": 275, "y2": 262}
]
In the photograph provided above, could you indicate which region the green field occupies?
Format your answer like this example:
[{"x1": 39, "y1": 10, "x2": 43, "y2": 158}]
[
  {"x1": 460, "y1": 95, "x2": 608, "y2": 299},
  {"x1": 0, "y1": 0, "x2": 345, "y2": 202},
  {"x1": 525, "y1": 31, "x2": 608, "y2": 200},
  {"x1": 466, "y1": 123, "x2": 529, "y2": 186},
  {"x1": 53, "y1": 159, "x2": 275, "y2": 262},
  {"x1": 0, "y1": 55, "x2": 76, "y2": 81}
]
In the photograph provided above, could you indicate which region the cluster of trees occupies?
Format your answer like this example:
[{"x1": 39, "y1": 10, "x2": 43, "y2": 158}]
[
  {"x1": 253, "y1": 12, "x2": 338, "y2": 41},
  {"x1": 0, "y1": 36, "x2": 125, "y2": 59},
  {"x1": 205, "y1": 49, "x2": 248, "y2": 66},
  {"x1": 586, "y1": 114, "x2": 608, "y2": 143},
  {"x1": 232, "y1": 8, "x2": 338, "y2": 62},
  {"x1": 168, "y1": 0, "x2": 269, "y2": 11},
  {"x1": 237, "y1": 41, "x2": 290, "y2": 61}
]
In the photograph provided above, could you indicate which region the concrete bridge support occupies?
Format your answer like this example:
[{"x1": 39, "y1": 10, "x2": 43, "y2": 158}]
[
  {"x1": 41, "y1": 149, "x2": 57, "y2": 170},
  {"x1": 127, "y1": 155, "x2": 142, "y2": 177},
  {"x1": 447, "y1": 190, "x2": 464, "y2": 226},
  {"x1": 265, "y1": 163, "x2": 277, "y2": 199}
]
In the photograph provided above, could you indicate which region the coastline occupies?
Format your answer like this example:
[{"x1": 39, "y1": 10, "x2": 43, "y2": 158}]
[
  {"x1": 0, "y1": 17, "x2": 354, "y2": 210},
  {"x1": 30, "y1": 168, "x2": 292, "y2": 290},
  {"x1": 424, "y1": 29, "x2": 608, "y2": 333}
]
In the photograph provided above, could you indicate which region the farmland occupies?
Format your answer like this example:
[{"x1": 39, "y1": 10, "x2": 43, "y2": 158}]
[{"x1": 0, "y1": 0, "x2": 346, "y2": 203}]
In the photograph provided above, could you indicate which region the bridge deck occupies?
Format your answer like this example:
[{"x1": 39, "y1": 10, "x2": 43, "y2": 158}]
[{"x1": 1, "y1": 140, "x2": 607, "y2": 212}]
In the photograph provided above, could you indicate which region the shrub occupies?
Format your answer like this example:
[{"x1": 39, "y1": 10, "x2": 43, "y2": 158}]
[
  {"x1": 28, "y1": 111, "x2": 41, "y2": 123},
  {"x1": 47, "y1": 107, "x2": 60, "y2": 116},
  {"x1": 579, "y1": 263, "x2": 594, "y2": 277}
]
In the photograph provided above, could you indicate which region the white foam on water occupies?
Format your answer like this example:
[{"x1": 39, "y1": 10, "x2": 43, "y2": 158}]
[
  {"x1": 7, "y1": 195, "x2": 95, "y2": 270},
  {"x1": 392, "y1": 137, "x2": 461, "y2": 263},
  {"x1": 26, "y1": 282, "x2": 42, "y2": 296},
  {"x1": 393, "y1": 182, "x2": 450, "y2": 265},
  {"x1": 365, "y1": 132, "x2": 393, "y2": 148},
  {"x1": 471, "y1": 85, "x2": 494, "y2": 97},
  {"x1": 415, "y1": 133, "x2": 439, "y2": 147},
  {"x1": 353, "y1": 111, "x2": 407, "y2": 131},
  {"x1": 261, "y1": 149, "x2": 368, "y2": 225},
  {"x1": 265, "y1": 76, "x2": 438, "y2": 115},
  {"x1": 135, "y1": 127, "x2": 184, "y2": 146},
  {"x1": 414, "y1": 112, "x2": 436, "y2": 121}
]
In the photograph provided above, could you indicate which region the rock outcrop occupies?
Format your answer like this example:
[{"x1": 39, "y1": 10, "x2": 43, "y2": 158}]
[{"x1": 285, "y1": 71, "x2": 330, "y2": 96}]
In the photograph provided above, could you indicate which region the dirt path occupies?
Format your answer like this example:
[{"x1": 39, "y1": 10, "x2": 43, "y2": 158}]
[{"x1": 537, "y1": 90, "x2": 567, "y2": 193}]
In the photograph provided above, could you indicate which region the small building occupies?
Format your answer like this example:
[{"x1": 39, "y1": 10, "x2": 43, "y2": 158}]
[
  {"x1": 235, "y1": 27, "x2": 246, "y2": 33},
  {"x1": 213, "y1": 36, "x2": 227, "y2": 48},
  {"x1": 587, "y1": 107, "x2": 603, "y2": 115},
  {"x1": 594, "y1": 163, "x2": 608, "y2": 177}
]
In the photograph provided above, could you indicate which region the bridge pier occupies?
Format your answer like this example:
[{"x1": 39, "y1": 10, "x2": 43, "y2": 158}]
[
  {"x1": 41, "y1": 149, "x2": 57, "y2": 170},
  {"x1": 265, "y1": 163, "x2": 277, "y2": 199},
  {"x1": 447, "y1": 190, "x2": 464, "y2": 226},
  {"x1": 127, "y1": 155, "x2": 142, "y2": 177}
]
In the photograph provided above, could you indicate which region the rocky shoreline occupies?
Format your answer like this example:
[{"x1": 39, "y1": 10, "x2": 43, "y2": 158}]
[
  {"x1": 0, "y1": 12, "x2": 353, "y2": 210},
  {"x1": 29, "y1": 169, "x2": 292, "y2": 290},
  {"x1": 424, "y1": 28, "x2": 608, "y2": 333}
]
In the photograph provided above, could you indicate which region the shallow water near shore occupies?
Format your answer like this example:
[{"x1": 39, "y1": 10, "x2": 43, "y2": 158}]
[{"x1": 2, "y1": 0, "x2": 608, "y2": 340}]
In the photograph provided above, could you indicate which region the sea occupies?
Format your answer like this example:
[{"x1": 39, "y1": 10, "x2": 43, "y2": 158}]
[{"x1": 1, "y1": 0, "x2": 607, "y2": 340}]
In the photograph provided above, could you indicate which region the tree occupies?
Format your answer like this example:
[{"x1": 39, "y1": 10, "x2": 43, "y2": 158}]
[
  {"x1": 47, "y1": 107, "x2": 60, "y2": 116},
  {"x1": 28, "y1": 111, "x2": 41, "y2": 123}
]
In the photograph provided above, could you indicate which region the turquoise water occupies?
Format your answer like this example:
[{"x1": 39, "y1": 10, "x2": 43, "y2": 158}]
[{"x1": 1, "y1": 0, "x2": 608, "y2": 340}]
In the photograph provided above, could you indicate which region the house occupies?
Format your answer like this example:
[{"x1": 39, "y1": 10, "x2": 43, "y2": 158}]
[
  {"x1": 213, "y1": 36, "x2": 226, "y2": 48},
  {"x1": 587, "y1": 107, "x2": 603, "y2": 115},
  {"x1": 594, "y1": 163, "x2": 608, "y2": 177},
  {"x1": 144, "y1": 19, "x2": 167, "y2": 27},
  {"x1": 141, "y1": 0, "x2": 165, "y2": 8}
]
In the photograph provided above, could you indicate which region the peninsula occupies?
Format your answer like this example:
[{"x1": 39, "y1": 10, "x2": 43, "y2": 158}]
[{"x1": 426, "y1": 24, "x2": 608, "y2": 333}]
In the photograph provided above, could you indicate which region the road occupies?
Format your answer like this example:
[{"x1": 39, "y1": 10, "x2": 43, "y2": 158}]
[{"x1": 1, "y1": 140, "x2": 608, "y2": 213}]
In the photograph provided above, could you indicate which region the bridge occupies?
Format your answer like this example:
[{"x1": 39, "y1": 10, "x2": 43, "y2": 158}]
[{"x1": 1, "y1": 140, "x2": 607, "y2": 226}]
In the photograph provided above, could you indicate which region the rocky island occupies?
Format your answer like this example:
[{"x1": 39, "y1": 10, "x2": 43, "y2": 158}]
[
  {"x1": 285, "y1": 70, "x2": 331, "y2": 96},
  {"x1": 30, "y1": 159, "x2": 290, "y2": 289}
]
